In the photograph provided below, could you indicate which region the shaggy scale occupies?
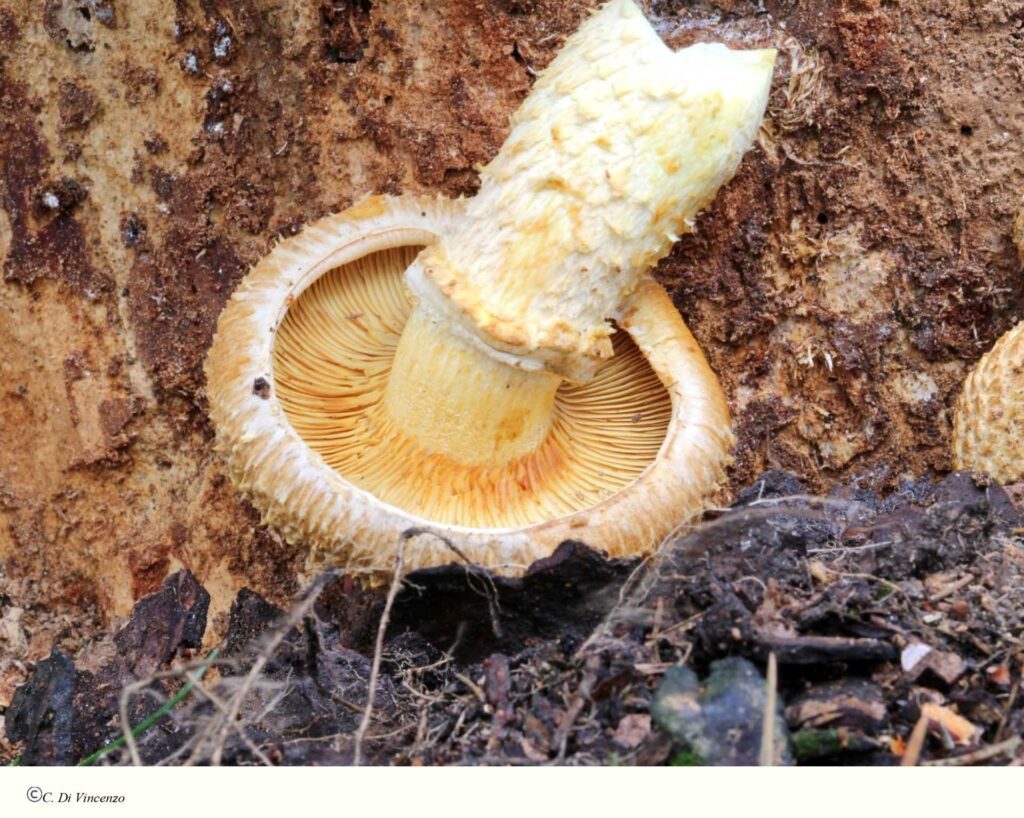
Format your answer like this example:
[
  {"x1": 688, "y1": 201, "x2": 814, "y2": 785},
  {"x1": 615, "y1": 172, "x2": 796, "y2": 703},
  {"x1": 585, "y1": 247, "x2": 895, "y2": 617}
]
[{"x1": 273, "y1": 245, "x2": 672, "y2": 528}]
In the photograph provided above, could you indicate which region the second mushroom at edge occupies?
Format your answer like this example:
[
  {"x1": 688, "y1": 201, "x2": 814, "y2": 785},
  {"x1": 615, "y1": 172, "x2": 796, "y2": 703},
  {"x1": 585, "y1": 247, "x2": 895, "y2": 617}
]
[
  {"x1": 951, "y1": 204, "x2": 1024, "y2": 483},
  {"x1": 204, "y1": 0, "x2": 777, "y2": 577}
]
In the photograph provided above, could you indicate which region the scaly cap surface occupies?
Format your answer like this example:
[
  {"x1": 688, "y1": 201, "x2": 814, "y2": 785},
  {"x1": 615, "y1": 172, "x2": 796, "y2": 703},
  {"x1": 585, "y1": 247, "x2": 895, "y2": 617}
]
[{"x1": 952, "y1": 204, "x2": 1024, "y2": 482}]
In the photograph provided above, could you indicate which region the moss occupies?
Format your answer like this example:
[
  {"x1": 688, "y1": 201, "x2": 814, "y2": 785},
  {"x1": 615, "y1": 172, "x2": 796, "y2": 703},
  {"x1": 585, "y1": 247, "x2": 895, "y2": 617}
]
[
  {"x1": 875, "y1": 584, "x2": 896, "y2": 602},
  {"x1": 669, "y1": 750, "x2": 703, "y2": 766}
]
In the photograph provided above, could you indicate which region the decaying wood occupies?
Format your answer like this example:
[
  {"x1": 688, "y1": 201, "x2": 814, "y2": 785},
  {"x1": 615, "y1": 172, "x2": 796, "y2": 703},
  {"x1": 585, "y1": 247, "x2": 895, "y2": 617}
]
[{"x1": 2, "y1": 1, "x2": 1024, "y2": 626}]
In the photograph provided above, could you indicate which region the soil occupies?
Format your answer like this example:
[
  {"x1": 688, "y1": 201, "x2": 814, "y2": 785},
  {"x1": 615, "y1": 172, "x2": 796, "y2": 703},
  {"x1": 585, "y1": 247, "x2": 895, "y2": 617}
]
[
  {"x1": 2, "y1": 0, "x2": 1024, "y2": 767},
  {"x1": 5, "y1": 469, "x2": 1024, "y2": 766}
]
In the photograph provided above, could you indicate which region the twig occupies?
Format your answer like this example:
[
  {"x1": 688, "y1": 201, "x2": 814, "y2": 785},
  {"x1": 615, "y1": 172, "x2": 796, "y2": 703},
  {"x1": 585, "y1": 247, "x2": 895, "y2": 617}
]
[
  {"x1": 183, "y1": 704, "x2": 226, "y2": 767},
  {"x1": 186, "y1": 672, "x2": 275, "y2": 766},
  {"x1": 901, "y1": 714, "x2": 929, "y2": 767},
  {"x1": 401, "y1": 527, "x2": 504, "y2": 638},
  {"x1": 252, "y1": 671, "x2": 296, "y2": 723},
  {"x1": 996, "y1": 680, "x2": 1020, "y2": 743},
  {"x1": 655, "y1": 611, "x2": 705, "y2": 638},
  {"x1": 552, "y1": 655, "x2": 600, "y2": 763},
  {"x1": 179, "y1": 676, "x2": 286, "y2": 765},
  {"x1": 352, "y1": 535, "x2": 406, "y2": 766},
  {"x1": 400, "y1": 680, "x2": 445, "y2": 705},
  {"x1": 118, "y1": 680, "x2": 146, "y2": 767},
  {"x1": 931, "y1": 573, "x2": 975, "y2": 603},
  {"x1": 650, "y1": 596, "x2": 665, "y2": 643},
  {"x1": 453, "y1": 671, "x2": 487, "y2": 705},
  {"x1": 760, "y1": 652, "x2": 778, "y2": 766},
  {"x1": 807, "y1": 540, "x2": 893, "y2": 556},
  {"x1": 832, "y1": 570, "x2": 903, "y2": 596},
  {"x1": 921, "y1": 736, "x2": 1021, "y2": 767},
  {"x1": 755, "y1": 631, "x2": 896, "y2": 664},
  {"x1": 633, "y1": 662, "x2": 677, "y2": 675}
]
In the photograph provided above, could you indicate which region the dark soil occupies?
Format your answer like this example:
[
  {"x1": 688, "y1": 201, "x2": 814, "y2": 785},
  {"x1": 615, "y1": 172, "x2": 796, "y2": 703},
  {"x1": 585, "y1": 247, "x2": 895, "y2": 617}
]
[{"x1": 5, "y1": 469, "x2": 1023, "y2": 766}]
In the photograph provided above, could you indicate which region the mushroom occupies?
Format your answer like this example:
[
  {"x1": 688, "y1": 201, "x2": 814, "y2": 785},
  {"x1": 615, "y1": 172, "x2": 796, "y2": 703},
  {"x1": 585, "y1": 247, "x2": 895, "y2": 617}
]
[
  {"x1": 952, "y1": 208, "x2": 1024, "y2": 482},
  {"x1": 205, "y1": 0, "x2": 776, "y2": 576}
]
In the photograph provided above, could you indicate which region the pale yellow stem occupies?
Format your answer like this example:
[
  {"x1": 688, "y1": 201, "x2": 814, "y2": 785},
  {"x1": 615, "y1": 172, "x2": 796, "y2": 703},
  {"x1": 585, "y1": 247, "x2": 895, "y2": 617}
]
[
  {"x1": 385, "y1": 0, "x2": 774, "y2": 469},
  {"x1": 383, "y1": 304, "x2": 561, "y2": 466}
]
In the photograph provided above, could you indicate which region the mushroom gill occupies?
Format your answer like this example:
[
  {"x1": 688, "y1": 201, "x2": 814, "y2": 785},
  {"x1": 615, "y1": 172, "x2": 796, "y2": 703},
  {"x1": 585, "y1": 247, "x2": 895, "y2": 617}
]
[{"x1": 272, "y1": 243, "x2": 672, "y2": 528}]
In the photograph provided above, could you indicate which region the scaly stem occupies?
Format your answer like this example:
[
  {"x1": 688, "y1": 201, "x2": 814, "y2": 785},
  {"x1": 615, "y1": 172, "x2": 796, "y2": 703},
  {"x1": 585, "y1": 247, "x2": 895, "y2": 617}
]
[{"x1": 386, "y1": 0, "x2": 774, "y2": 467}]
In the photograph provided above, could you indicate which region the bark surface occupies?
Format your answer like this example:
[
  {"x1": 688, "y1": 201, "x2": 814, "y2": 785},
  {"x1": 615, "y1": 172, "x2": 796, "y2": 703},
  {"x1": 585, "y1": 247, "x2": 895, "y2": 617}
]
[{"x1": 1, "y1": 0, "x2": 1022, "y2": 622}]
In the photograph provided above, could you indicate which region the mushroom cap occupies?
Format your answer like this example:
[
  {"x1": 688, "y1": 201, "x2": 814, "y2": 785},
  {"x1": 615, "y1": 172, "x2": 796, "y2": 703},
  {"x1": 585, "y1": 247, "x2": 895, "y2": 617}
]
[
  {"x1": 952, "y1": 319, "x2": 1024, "y2": 483},
  {"x1": 952, "y1": 201, "x2": 1024, "y2": 483},
  {"x1": 204, "y1": 195, "x2": 733, "y2": 577}
]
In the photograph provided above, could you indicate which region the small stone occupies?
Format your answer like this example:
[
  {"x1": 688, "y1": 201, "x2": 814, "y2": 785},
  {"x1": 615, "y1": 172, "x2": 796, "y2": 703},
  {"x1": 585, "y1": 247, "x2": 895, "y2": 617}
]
[
  {"x1": 612, "y1": 714, "x2": 650, "y2": 749},
  {"x1": 652, "y1": 658, "x2": 793, "y2": 766},
  {"x1": 33, "y1": 176, "x2": 87, "y2": 217},
  {"x1": 903, "y1": 644, "x2": 967, "y2": 687},
  {"x1": 0, "y1": 606, "x2": 28, "y2": 655},
  {"x1": 986, "y1": 664, "x2": 1011, "y2": 688},
  {"x1": 949, "y1": 599, "x2": 970, "y2": 621},
  {"x1": 901, "y1": 642, "x2": 932, "y2": 672}
]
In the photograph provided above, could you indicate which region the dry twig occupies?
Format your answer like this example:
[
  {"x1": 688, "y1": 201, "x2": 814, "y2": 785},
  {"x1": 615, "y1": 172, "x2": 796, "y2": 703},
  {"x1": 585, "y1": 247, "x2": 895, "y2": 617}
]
[
  {"x1": 921, "y1": 736, "x2": 1021, "y2": 767},
  {"x1": 760, "y1": 652, "x2": 778, "y2": 766},
  {"x1": 901, "y1": 714, "x2": 930, "y2": 767},
  {"x1": 352, "y1": 535, "x2": 406, "y2": 765}
]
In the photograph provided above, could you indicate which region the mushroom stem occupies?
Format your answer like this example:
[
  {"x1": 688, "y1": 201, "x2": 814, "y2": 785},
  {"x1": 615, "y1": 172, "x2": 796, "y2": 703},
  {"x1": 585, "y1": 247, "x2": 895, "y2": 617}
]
[
  {"x1": 384, "y1": 303, "x2": 561, "y2": 466},
  {"x1": 387, "y1": 0, "x2": 775, "y2": 464}
]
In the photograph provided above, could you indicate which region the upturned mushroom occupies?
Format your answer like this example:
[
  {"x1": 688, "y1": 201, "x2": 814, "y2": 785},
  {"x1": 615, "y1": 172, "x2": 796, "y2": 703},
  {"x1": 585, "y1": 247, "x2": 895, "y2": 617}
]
[
  {"x1": 951, "y1": 207, "x2": 1024, "y2": 482},
  {"x1": 205, "y1": 0, "x2": 776, "y2": 576}
]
